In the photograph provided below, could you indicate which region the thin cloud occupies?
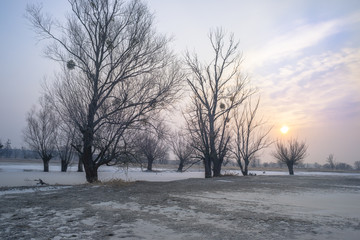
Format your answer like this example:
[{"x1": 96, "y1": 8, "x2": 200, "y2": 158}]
[
  {"x1": 256, "y1": 48, "x2": 360, "y2": 127},
  {"x1": 245, "y1": 12, "x2": 360, "y2": 69}
]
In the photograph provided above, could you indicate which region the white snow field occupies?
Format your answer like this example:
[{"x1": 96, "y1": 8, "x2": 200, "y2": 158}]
[
  {"x1": 0, "y1": 160, "x2": 204, "y2": 187},
  {"x1": 1, "y1": 159, "x2": 360, "y2": 239},
  {"x1": 1, "y1": 159, "x2": 360, "y2": 187}
]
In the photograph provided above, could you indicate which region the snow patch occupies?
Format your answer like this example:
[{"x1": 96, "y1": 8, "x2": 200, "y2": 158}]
[
  {"x1": 0, "y1": 186, "x2": 72, "y2": 196},
  {"x1": 176, "y1": 190, "x2": 360, "y2": 219},
  {"x1": 111, "y1": 219, "x2": 184, "y2": 240},
  {"x1": 1, "y1": 161, "x2": 360, "y2": 187}
]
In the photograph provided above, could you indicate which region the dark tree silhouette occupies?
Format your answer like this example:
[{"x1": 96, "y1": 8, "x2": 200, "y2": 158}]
[
  {"x1": 0, "y1": 139, "x2": 13, "y2": 158},
  {"x1": 232, "y1": 98, "x2": 272, "y2": 176},
  {"x1": 354, "y1": 161, "x2": 360, "y2": 170},
  {"x1": 133, "y1": 121, "x2": 169, "y2": 171},
  {"x1": 0, "y1": 140, "x2": 3, "y2": 158},
  {"x1": 326, "y1": 154, "x2": 336, "y2": 170},
  {"x1": 27, "y1": 0, "x2": 183, "y2": 182},
  {"x1": 23, "y1": 97, "x2": 58, "y2": 172},
  {"x1": 56, "y1": 123, "x2": 77, "y2": 172},
  {"x1": 335, "y1": 162, "x2": 353, "y2": 170},
  {"x1": 272, "y1": 138, "x2": 308, "y2": 175},
  {"x1": 170, "y1": 131, "x2": 195, "y2": 172},
  {"x1": 185, "y1": 28, "x2": 254, "y2": 178}
]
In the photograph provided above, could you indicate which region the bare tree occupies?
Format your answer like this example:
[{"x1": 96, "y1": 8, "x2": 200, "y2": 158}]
[
  {"x1": 326, "y1": 154, "x2": 336, "y2": 170},
  {"x1": 170, "y1": 131, "x2": 195, "y2": 172},
  {"x1": 185, "y1": 28, "x2": 254, "y2": 178},
  {"x1": 0, "y1": 140, "x2": 3, "y2": 158},
  {"x1": 133, "y1": 121, "x2": 169, "y2": 171},
  {"x1": 56, "y1": 123, "x2": 77, "y2": 172},
  {"x1": 23, "y1": 97, "x2": 58, "y2": 172},
  {"x1": 136, "y1": 134, "x2": 168, "y2": 171},
  {"x1": 335, "y1": 162, "x2": 353, "y2": 170},
  {"x1": 272, "y1": 138, "x2": 308, "y2": 175},
  {"x1": 0, "y1": 139, "x2": 12, "y2": 158},
  {"x1": 232, "y1": 98, "x2": 272, "y2": 176},
  {"x1": 27, "y1": 0, "x2": 183, "y2": 182},
  {"x1": 354, "y1": 161, "x2": 360, "y2": 170}
]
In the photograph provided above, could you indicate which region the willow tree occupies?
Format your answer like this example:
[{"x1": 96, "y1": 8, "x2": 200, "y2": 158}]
[
  {"x1": 56, "y1": 122, "x2": 77, "y2": 172},
  {"x1": 23, "y1": 97, "x2": 58, "y2": 172},
  {"x1": 272, "y1": 138, "x2": 308, "y2": 175},
  {"x1": 128, "y1": 119, "x2": 169, "y2": 171},
  {"x1": 27, "y1": 0, "x2": 183, "y2": 182},
  {"x1": 185, "y1": 29, "x2": 254, "y2": 178},
  {"x1": 170, "y1": 131, "x2": 195, "y2": 172}
]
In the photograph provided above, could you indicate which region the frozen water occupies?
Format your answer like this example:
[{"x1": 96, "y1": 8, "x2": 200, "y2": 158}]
[{"x1": 1, "y1": 160, "x2": 359, "y2": 187}]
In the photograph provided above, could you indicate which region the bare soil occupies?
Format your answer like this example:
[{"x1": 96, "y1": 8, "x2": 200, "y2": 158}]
[{"x1": 1, "y1": 175, "x2": 360, "y2": 240}]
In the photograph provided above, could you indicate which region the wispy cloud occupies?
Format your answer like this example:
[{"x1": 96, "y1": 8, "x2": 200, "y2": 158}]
[
  {"x1": 244, "y1": 10, "x2": 360, "y2": 130},
  {"x1": 255, "y1": 48, "x2": 360, "y2": 127},
  {"x1": 245, "y1": 11, "x2": 360, "y2": 69}
]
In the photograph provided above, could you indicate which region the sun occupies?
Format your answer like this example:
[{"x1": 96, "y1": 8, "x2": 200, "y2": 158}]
[{"x1": 280, "y1": 125, "x2": 289, "y2": 134}]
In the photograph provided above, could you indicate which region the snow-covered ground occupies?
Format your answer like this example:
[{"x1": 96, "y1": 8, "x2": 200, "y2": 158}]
[
  {"x1": 1, "y1": 160, "x2": 360, "y2": 187},
  {"x1": 1, "y1": 160, "x2": 360, "y2": 239},
  {"x1": 0, "y1": 162, "x2": 204, "y2": 187}
]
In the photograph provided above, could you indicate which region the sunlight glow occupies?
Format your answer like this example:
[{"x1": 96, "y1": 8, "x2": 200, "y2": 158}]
[{"x1": 280, "y1": 125, "x2": 289, "y2": 134}]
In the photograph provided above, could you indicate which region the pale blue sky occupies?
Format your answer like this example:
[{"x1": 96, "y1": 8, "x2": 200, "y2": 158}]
[{"x1": 0, "y1": 0, "x2": 359, "y2": 164}]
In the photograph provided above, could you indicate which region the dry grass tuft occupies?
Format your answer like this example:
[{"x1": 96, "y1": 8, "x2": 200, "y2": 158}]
[
  {"x1": 94, "y1": 178, "x2": 133, "y2": 187},
  {"x1": 221, "y1": 171, "x2": 240, "y2": 177}
]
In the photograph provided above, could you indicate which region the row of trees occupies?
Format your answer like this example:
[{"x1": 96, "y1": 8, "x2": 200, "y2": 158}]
[
  {"x1": 3, "y1": 134, "x2": 358, "y2": 172},
  {"x1": 25, "y1": 0, "x2": 183, "y2": 182},
  {"x1": 324, "y1": 154, "x2": 358, "y2": 171},
  {"x1": 24, "y1": 0, "x2": 310, "y2": 182},
  {"x1": 0, "y1": 139, "x2": 12, "y2": 158}
]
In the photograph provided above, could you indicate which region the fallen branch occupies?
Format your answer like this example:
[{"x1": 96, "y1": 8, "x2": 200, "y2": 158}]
[{"x1": 35, "y1": 179, "x2": 48, "y2": 186}]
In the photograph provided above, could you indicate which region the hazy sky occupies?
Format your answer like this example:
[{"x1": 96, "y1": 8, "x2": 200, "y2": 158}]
[{"x1": 1, "y1": 0, "x2": 359, "y2": 165}]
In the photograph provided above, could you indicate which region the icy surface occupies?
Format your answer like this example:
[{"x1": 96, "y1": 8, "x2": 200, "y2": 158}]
[
  {"x1": 1, "y1": 160, "x2": 360, "y2": 187},
  {"x1": 0, "y1": 186, "x2": 72, "y2": 196},
  {"x1": 0, "y1": 167, "x2": 359, "y2": 240}
]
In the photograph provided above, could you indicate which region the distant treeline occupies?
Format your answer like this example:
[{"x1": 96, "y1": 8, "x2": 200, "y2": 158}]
[
  {"x1": 0, "y1": 147, "x2": 40, "y2": 160},
  {"x1": 1, "y1": 141, "x2": 359, "y2": 171}
]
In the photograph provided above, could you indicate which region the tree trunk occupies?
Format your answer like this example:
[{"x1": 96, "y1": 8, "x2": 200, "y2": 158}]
[
  {"x1": 81, "y1": 98, "x2": 97, "y2": 182},
  {"x1": 210, "y1": 145, "x2": 221, "y2": 177},
  {"x1": 147, "y1": 158, "x2": 153, "y2": 171},
  {"x1": 77, "y1": 156, "x2": 83, "y2": 172},
  {"x1": 84, "y1": 163, "x2": 98, "y2": 183},
  {"x1": 213, "y1": 159, "x2": 221, "y2": 177},
  {"x1": 208, "y1": 115, "x2": 218, "y2": 177},
  {"x1": 177, "y1": 159, "x2": 184, "y2": 172},
  {"x1": 81, "y1": 138, "x2": 98, "y2": 182},
  {"x1": 243, "y1": 159, "x2": 249, "y2": 176},
  {"x1": 287, "y1": 163, "x2": 294, "y2": 175},
  {"x1": 237, "y1": 159, "x2": 245, "y2": 175},
  {"x1": 242, "y1": 165, "x2": 249, "y2": 176},
  {"x1": 204, "y1": 157, "x2": 212, "y2": 178},
  {"x1": 43, "y1": 159, "x2": 49, "y2": 172},
  {"x1": 61, "y1": 160, "x2": 68, "y2": 172}
]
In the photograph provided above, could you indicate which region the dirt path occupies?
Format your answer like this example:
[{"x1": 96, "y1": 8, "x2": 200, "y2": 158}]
[{"x1": 1, "y1": 175, "x2": 360, "y2": 240}]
